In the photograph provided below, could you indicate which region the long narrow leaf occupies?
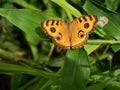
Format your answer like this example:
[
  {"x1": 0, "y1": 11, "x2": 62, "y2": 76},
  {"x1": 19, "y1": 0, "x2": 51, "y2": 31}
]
[{"x1": 61, "y1": 48, "x2": 90, "y2": 90}]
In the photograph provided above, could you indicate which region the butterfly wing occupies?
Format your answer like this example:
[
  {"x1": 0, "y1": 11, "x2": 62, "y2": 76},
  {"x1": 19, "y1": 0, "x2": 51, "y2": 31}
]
[
  {"x1": 41, "y1": 20, "x2": 70, "y2": 49},
  {"x1": 70, "y1": 15, "x2": 97, "y2": 49}
]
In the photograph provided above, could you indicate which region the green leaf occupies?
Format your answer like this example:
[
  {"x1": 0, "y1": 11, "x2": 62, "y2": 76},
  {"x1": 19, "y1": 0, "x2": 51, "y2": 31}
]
[
  {"x1": 105, "y1": 0, "x2": 120, "y2": 11},
  {"x1": 51, "y1": 0, "x2": 82, "y2": 17},
  {"x1": 0, "y1": 48, "x2": 34, "y2": 65},
  {"x1": 11, "y1": 73, "x2": 24, "y2": 90},
  {"x1": 0, "y1": 9, "x2": 50, "y2": 45},
  {"x1": 106, "y1": 81, "x2": 120, "y2": 90},
  {"x1": 111, "y1": 44, "x2": 120, "y2": 52},
  {"x1": 85, "y1": 83, "x2": 106, "y2": 90},
  {"x1": 85, "y1": 78, "x2": 115, "y2": 90},
  {"x1": 113, "y1": 69, "x2": 120, "y2": 76},
  {"x1": 61, "y1": 48, "x2": 90, "y2": 90},
  {"x1": 9, "y1": 0, "x2": 39, "y2": 11},
  {"x1": 0, "y1": 61, "x2": 60, "y2": 82},
  {"x1": 85, "y1": 44, "x2": 101, "y2": 55},
  {"x1": 0, "y1": 8, "x2": 58, "y2": 59},
  {"x1": 35, "y1": 27, "x2": 50, "y2": 41},
  {"x1": 83, "y1": 0, "x2": 120, "y2": 40}
]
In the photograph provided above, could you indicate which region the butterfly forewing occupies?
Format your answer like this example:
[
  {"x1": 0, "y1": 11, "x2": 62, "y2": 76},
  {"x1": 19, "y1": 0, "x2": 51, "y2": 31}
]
[
  {"x1": 73, "y1": 15, "x2": 97, "y2": 33},
  {"x1": 41, "y1": 20, "x2": 61, "y2": 37}
]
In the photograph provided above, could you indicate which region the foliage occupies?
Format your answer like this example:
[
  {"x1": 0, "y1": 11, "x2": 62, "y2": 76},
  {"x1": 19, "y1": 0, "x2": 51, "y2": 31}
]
[{"x1": 0, "y1": 0, "x2": 120, "y2": 90}]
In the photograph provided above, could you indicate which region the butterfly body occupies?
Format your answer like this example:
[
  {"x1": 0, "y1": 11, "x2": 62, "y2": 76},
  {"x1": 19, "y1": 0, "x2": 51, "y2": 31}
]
[{"x1": 41, "y1": 15, "x2": 97, "y2": 49}]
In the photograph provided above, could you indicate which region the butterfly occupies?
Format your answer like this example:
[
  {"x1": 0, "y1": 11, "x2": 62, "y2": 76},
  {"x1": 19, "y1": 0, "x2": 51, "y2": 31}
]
[{"x1": 41, "y1": 15, "x2": 97, "y2": 49}]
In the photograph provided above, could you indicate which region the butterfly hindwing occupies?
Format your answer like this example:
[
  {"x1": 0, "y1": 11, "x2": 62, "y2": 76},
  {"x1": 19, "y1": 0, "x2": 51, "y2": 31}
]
[{"x1": 70, "y1": 22, "x2": 89, "y2": 49}]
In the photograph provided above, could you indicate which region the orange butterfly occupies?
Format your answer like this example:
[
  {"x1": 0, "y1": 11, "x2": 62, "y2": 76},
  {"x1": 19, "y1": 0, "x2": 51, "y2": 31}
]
[{"x1": 41, "y1": 15, "x2": 97, "y2": 49}]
